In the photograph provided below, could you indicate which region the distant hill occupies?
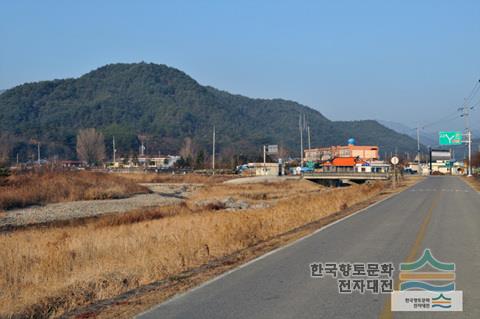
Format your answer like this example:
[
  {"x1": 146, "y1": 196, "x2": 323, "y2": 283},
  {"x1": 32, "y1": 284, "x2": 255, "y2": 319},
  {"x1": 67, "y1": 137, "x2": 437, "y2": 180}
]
[
  {"x1": 378, "y1": 120, "x2": 436, "y2": 147},
  {"x1": 0, "y1": 63, "x2": 419, "y2": 163}
]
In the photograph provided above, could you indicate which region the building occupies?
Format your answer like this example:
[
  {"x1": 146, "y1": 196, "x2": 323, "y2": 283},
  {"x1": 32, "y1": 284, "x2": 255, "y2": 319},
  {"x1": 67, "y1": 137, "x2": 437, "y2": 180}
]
[
  {"x1": 137, "y1": 155, "x2": 180, "y2": 168},
  {"x1": 319, "y1": 157, "x2": 358, "y2": 173},
  {"x1": 110, "y1": 155, "x2": 180, "y2": 169},
  {"x1": 236, "y1": 162, "x2": 284, "y2": 176},
  {"x1": 430, "y1": 160, "x2": 466, "y2": 175},
  {"x1": 252, "y1": 163, "x2": 280, "y2": 176},
  {"x1": 59, "y1": 160, "x2": 83, "y2": 168},
  {"x1": 305, "y1": 145, "x2": 379, "y2": 163},
  {"x1": 314, "y1": 157, "x2": 390, "y2": 174},
  {"x1": 355, "y1": 160, "x2": 390, "y2": 173}
]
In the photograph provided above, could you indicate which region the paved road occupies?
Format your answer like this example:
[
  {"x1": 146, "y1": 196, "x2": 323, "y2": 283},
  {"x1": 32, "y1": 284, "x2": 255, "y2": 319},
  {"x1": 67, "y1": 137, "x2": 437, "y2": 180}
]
[{"x1": 138, "y1": 177, "x2": 480, "y2": 319}]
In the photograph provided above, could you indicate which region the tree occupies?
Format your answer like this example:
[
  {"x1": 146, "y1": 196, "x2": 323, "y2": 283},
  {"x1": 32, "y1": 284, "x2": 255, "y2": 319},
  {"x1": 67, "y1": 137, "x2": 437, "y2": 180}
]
[
  {"x1": 175, "y1": 157, "x2": 189, "y2": 168},
  {"x1": 219, "y1": 146, "x2": 238, "y2": 169},
  {"x1": 0, "y1": 134, "x2": 11, "y2": 181},
  {"x1": 179, "y1": 137, "x2": 195, "y2": 159},
  {"x1": 0, "y1": 62, "x2": 421, "y2": 160},
  {"x1": 196, "y1": 150, "x2": 205, "y2": 169},
  {"x1": 0, "y1": 133, "x2": 14, "y2": 164},
  {"x1": 76, "y1": 128, "x2": 106, "y2": 165},
  {"x1": 277, "y1": 144, "x2": 290, "y2": 161},
  {"x1": 472, "y1": 151, "x2": 480, "y2": 169}
]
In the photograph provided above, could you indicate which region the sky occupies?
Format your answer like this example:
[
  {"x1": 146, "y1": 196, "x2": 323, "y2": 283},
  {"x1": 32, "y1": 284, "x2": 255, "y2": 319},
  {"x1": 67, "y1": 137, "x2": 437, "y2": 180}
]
[{"x1": 1, "y1": 0, "x2": 479, "y2": 131}]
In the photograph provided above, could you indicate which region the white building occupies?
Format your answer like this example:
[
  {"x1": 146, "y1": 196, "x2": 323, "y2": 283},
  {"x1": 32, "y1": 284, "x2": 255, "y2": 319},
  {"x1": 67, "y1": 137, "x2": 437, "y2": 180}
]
[
  {"x1": 138, "y1": 155, "x2": 180, "y2": 168},
  {"x1": 354, "y1": 160, "x2": 390, "y2": 173},
  {"x1": 252, "y1": 163, "x2": 280, "y2": 176}
]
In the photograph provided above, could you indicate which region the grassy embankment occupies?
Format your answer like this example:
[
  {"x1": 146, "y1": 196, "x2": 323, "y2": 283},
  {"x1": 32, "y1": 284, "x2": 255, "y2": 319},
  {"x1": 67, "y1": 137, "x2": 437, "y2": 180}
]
[
  {"x1": 114, "y1": 172, "x2": 234, "y2": 184},
  {"x1": 0, "y1": 177, "x2": 387, "y2": 318},
  {"x1": 0, "y1": 171, "x2": 149, "y2": 211},
  {"x1": 463, "y1": 175, "x2": 480, "y2": 192}
]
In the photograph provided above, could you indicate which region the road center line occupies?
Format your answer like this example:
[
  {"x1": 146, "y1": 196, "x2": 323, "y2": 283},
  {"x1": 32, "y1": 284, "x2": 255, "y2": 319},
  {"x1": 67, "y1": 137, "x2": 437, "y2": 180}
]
[{"x1": 379, "y1": 190, "x2": 441, "y2": 319}]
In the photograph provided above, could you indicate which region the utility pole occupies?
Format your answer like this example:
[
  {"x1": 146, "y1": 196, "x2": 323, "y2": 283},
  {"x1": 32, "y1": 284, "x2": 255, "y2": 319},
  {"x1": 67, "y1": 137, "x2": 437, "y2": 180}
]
[
  {"x1": 459, "y1": 105, "x2": 474, "y2": 177},
  {"x1": 468, "y1": 130, "x2": 472, "y2": 177},
  {"x1": 307, "y1": 126, "x2": 311, "y2": 150},
  {"x1": 392, "y1": 164, "x2": 397, "y2": 189},
  {"x1": 212, "y1": 126, "x2": 215, "y2": 175},
  {"x1": 263, "y1": 145, "x2": 266, "y2": 174},
  {"x1": 37, "y1": 142, "x2": 41, "y2": 165},
  {"x1": 299, "y1": 114, "x2": 304, "y2": 167},
  {"x1": 112, "y1": 136, "x2": 116, "y2": 165},
  {"x1": 416, "y1": 127, "x2": 421, "y2": 164},
  {"x1": 139, "y1": 141, "x2": 145, "y2": 157},
  {"x1": 429, "y1": 147, "x2": 432, "y2": 174}
]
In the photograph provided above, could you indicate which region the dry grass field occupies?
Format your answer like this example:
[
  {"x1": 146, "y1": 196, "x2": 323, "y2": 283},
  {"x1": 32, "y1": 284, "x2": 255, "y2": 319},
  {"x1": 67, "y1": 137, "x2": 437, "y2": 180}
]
[
  {"x1": 115, "y1": 172, "x2": 234, "y2": 184},
  {"x1": 0, "y1": 171, "x2": 149, "y2": 211},
  {"x1": 0, "y1": 178, "x2": 387, "y2": 318}
]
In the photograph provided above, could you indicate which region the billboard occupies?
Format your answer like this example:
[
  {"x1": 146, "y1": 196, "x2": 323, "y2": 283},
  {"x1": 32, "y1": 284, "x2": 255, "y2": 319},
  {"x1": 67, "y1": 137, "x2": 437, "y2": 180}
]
[
  {"x1": 267, "y1": 145, "x2": 278, "y2": 154},
  {"x1": 431, "y1": 149, "x2": 452, "y2": 161},
  {"x1": 439, "y1": 131, "x2": 462, "y2": 145}
]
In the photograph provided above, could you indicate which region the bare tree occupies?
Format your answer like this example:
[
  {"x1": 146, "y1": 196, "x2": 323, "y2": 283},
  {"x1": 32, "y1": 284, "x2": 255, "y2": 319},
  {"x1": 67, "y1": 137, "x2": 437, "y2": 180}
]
[
  {"x1": 179, "y1": 137, "x2": 195, "y2": 159},
  {"x1": 277, "y1": 144, "x2": 290, "y2": 161},
  {"x1": 0, "y1": 133, "x2": 14, "y2": 164},
  {"x1": 472, "y1": 151, "x2": 480, "y2": 168},
  {"x1": 76, "y1": 128, "x2": 106, "y2": 165},
  {"x1": 219, "y1": 146, "x2": 237, "y2": 169}
]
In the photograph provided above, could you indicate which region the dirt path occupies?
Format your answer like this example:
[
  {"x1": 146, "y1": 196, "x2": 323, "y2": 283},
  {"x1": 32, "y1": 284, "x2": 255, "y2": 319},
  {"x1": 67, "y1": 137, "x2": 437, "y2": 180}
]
[{"x1": 0, "y1": 183, "x2": 199, "y2": 230}]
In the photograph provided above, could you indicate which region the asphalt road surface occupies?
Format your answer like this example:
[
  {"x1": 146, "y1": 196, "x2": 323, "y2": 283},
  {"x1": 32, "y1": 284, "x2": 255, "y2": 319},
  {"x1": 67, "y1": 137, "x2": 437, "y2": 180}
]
[{"x1": 138, "y1": 177, "x2": 480, "y2": 319}]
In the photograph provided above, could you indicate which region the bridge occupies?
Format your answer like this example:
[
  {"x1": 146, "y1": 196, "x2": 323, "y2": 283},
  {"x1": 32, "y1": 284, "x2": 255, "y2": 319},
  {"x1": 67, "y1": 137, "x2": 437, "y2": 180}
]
[{"x1": 302, "y1": 171, "x2": 390, "y2": 185}]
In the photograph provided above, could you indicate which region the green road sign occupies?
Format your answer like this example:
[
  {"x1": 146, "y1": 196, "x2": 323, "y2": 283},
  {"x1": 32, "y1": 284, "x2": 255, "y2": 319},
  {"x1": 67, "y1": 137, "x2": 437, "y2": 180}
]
[
  {"x1": 445, "y1": 160, "x2": 455, "y2": 168},
  {"x1": 439, "y1": 131, "x2": 462, "y2": 145}
]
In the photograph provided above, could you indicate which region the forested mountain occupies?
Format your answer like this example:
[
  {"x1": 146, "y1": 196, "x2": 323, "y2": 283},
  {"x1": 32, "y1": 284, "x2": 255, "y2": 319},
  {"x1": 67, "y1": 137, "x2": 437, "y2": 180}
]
[{"x1": 0, "y1": 63, "x2": 419, "y2": 163}]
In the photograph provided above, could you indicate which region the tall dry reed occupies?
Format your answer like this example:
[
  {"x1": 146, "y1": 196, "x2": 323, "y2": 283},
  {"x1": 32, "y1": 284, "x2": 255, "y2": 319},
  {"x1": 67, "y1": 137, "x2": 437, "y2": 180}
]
[
  {"x1": 0, "y1": 182, "x2": 384, "y2": 317},
  {"x1": 0, "y1": 171, "x2": 149, "y2": 210}
]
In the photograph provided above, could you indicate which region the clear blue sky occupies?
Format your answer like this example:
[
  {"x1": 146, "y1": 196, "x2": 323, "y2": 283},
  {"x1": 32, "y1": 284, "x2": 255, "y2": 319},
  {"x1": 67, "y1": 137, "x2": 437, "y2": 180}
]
[{"x1": 1, "y1": 0, "x2": 479, "y2": 130}]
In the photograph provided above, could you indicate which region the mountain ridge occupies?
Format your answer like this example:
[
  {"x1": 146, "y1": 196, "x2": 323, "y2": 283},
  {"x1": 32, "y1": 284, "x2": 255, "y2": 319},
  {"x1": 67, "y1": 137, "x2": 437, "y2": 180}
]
[{"x1": 0, "y1": 62, "x2": 419, "y2": 163}]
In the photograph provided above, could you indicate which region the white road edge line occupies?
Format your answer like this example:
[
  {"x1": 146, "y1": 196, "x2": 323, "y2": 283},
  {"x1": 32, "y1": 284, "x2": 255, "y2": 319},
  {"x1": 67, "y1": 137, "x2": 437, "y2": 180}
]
[{"x1": 135, "y1": 178, "x2": 425, "y2": 318}]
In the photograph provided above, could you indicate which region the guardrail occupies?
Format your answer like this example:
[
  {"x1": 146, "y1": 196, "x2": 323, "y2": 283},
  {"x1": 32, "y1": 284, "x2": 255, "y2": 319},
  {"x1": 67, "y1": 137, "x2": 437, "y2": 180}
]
[{"x1": 302, "y1": 171, "x2": 390, "y2": 180}]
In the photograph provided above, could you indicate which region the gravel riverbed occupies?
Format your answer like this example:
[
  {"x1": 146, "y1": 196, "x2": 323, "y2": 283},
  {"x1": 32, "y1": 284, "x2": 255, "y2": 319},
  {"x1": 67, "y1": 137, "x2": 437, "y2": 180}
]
[{"x1": 0, "y1": 183, "x2": 199, "y2": 230}]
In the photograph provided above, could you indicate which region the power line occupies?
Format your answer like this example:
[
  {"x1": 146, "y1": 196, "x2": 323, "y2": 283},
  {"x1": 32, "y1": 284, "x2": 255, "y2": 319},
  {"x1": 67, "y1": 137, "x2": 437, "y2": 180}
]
[
  {"x1": 407, "y1": 111, "x2": 461, "y2": 132},
  {"x1": 461, "y1": 79, "x2": 480, "y2": 108},
  {"x1": 421, "y1": 112, "x2": 462, "y2": 130},
  {"x1": 409, "y1": 79, "x2": 480, "y2": 132},
  {"x1": 458, "y1": 104, "x2": 474, "y2": 176}
]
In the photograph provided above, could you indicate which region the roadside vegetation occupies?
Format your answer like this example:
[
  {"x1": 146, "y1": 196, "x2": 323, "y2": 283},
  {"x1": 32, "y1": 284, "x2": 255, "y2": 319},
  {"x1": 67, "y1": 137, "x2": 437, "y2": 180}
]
[
  {"x1": 464, "y1": 174, "x2": 480, "y2": 192},
  {"x1": 0, "y1": 179, "x2": 386, "y2": 317},
  {"x1": 0, "y1": 171, "x2": 149, "y2": 211},
  {"x1": 115, "y1": 172, "x2": 234, "y2": 184}
]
